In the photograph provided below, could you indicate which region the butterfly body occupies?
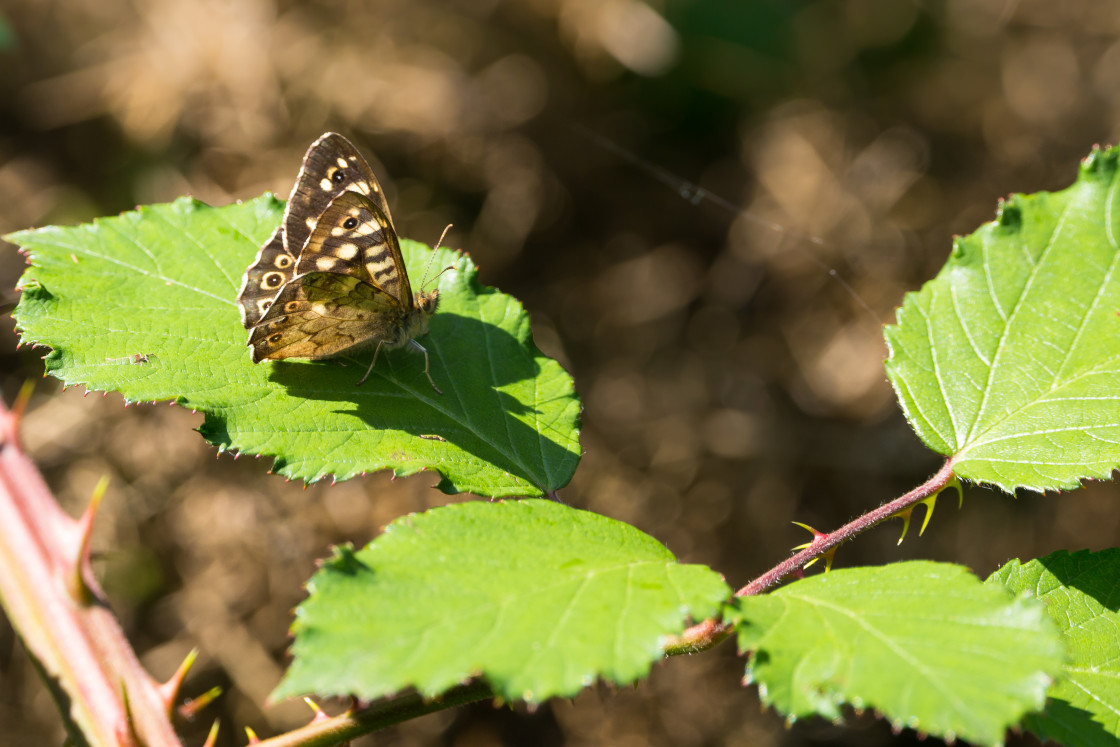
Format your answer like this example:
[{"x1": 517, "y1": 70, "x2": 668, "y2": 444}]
[{"x1": 238, "y1": 133, "x2": 442, "y2": 391}]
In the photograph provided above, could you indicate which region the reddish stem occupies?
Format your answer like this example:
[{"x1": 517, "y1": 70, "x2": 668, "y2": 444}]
[
  {"x1": 664, "y1": 459, "x2": 957, "y2": 653},
  {"x1": 0, "y1": 394, "x2": 182, "y2": 746}
]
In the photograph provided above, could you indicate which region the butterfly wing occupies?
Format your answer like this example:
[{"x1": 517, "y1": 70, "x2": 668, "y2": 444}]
[
  {"x1": 237, "y1": 225, "x2": 292, "y2": 327},
  {"x1": 248, "y1": 272, "x2": 404, "y2": 362},
  {"x1": 237, "y1": 133, "x2": 394, "y2": 328},
  {"x1": 285, "y1": 132, "x2": 394, "y2": 255},
  {"x1": 294, "y1": 190, "x2": 414, "y2": 308}
]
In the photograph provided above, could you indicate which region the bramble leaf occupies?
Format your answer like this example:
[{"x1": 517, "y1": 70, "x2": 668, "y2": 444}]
[
  {"x1": 991, "y1": 550, "x2": 1120, "y2": 747},
  {"x1": 273, "y1": 499, "x2": 730, "y2": 703},
  {"x1": 885, "y1": 145, "x2": 1120, "y2": 491},
  {"x1": 730, "y1": 561, "x2": 1063, "y2": 746},
  {"x1": 7, "y1": 196, "x2": 580, "y2": 495}
]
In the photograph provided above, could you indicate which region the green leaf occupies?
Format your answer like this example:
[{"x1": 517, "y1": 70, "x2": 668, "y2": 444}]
[
  {"x1": 272, "y1": 499, "x2": 730, "y2": 703},
  {"x1": 729, "y1": 561, "x2": 1063, "y2": 747},
  {"x1": 884, "y1": 145, "x2": 1120, "y2": 491},
  {"x1": 990, "y1": 550, "x2": 1120, "y2": 747},
  {"x1": 7, "y1": 196, "x2": 580, "y2": 496}
]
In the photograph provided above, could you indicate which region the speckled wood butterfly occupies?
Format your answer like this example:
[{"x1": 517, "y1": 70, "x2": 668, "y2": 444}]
[{"x1": 237, "y1": 133, "x2": 441, "y2": 392}]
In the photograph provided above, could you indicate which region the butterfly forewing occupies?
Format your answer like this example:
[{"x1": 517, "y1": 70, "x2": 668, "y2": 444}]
[
  {"x1": 295, "y1": 191, "x2": 411, "y2": 307},
  {"x1": 237, "y1": 133, "x2": 395, "y2": 328},
  {"x1": 239, "y1": 131, "x2": 442, "y2": 391},
  {"x1": 285, "y1": 133, "x2": 394, "y2": 255},
  {"x1": 248, "y1": 273, "x2": 404, "y2": 361}
]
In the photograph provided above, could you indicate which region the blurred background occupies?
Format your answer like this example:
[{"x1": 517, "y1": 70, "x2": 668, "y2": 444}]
[{"x1": 1, "y1": 0, "x2": 1118, "y2": 744}]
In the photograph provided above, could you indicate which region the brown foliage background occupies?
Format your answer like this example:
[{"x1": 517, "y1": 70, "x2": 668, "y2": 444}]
[{"x1": 1, "y1": 0, "x2": 1119, "y2": 745}]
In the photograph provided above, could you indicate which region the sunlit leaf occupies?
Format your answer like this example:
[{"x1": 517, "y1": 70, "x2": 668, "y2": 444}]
[
  {"x1": 885, "y1": 146, "x2": 1120, "y2": 491},
  {"x1": 8, "y1": 196, "x2": 580, "y2": 495},
  {"x1": 730, "y1": 561, "x2": 1063, "y2": 746},
  {"x1": 273, "y1": 499, "x2": 730, "y2": 703}
]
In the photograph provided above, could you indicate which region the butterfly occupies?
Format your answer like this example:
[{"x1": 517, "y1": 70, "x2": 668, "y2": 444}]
[{"x1": 237, "y1": 133, "x2": 442, "y2": 392}]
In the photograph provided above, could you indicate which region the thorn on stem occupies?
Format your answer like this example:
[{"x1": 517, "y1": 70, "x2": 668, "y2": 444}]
[
  {"x1": 943, "y1": 475, "x2": 964, "y2": 509},
  {"x1": 801, "y1": 547, "x2": 837, "y2": 572},
  {"x1": 69, "y1": 475, "x2": 110, "y2": 604},
  {"x1": 790, "y1": 521, "x2": 824, "y2": 551},
  {"x1": 178, "y1": 686, "x2": 221, "y2": 721},
  {"x1": 895, "y1": 507, "x2": 914, "y2": 546},
  {"x1": 158, "y1": 648, "x2": 199, "y2": 716},
  {"x1": 201, "y1": 722, "x2": 220, "y2": 747},
  {"x1": 790, "y1": 521, "x2": 837, "y2": 571},
  {"x1": 304, "y1": 697, "x2": 330, "y2": 723},
  {"x1": 10, "y1": 379, "x2": 35, "y2": 430},
  {"x1": 917, "y1": 495, "x2": 938, "y2": 536}
]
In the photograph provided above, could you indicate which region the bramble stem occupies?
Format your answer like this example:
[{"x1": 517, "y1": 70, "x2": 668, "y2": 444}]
[
  {"x1": 663, "y1": 459, "x2": 958, "y2": 654},
  {"x1": 0, "y1": 394, "x2": 182, "y2": 746},
  {"x1": 255, "y1": 683, "x2": 495, "y2": 747}
]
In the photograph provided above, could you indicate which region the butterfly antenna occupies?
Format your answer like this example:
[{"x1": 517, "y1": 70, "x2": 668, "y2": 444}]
[
  {"x1": 433, "y1": 223, "x2": 452, "y2": 252},
  {"x1": 420, "y1": 224, "x2": 456, "y2": 290}
]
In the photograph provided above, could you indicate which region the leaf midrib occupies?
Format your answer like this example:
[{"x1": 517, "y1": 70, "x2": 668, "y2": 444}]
[{"x1": 955, "y1": 169, "x2": 1120, "y2": 458}]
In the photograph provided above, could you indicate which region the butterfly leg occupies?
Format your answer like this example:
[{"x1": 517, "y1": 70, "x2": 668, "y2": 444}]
[
  {"x1": 356, "y1": 342, "x2": 384, "y2": 386},
  {"x1": 355, "y1": 341, "x2": 443, "y2": 394},
  {"x1": 411, "y1": 339, "x2": 443, "y2": 395}
]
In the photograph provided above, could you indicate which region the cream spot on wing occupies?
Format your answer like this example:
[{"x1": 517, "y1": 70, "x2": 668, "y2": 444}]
[
  {"x1": 305, "y1": 217, "x2": 317, "y2": 229},
  {"x1": 312, "y1": 303, "x2": 329, "y2": 316},
  {"x1": 366, "y1": 257, "x2": 394, "y2": 274},
  {"x1": 337, "y1": 157, "x2": 348, "y2": 168},
  {"x1": 353, "y1": 181, "x2": 371, "y2": 195},
  {"x1": 330, "y1": 225, "x2": 347, "y2": 236},
  {"x1": 316, "y1": 256, "x2": 338, "y2": 271},
  {"x1": 319, "y1": 177, "x2": 332, "y2": 191},
  {"x1": 335, "y1": 243, "x2": 359, "y2": 260},
  {"x1": 355, "y1": 220, "x2": 379, "y2": 236}
]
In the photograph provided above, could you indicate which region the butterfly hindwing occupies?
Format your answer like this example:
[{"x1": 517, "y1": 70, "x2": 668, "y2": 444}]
[
  {"x1": 248, "y1": 272, "x2": 404, "y2": 362},
  {"x1": 295, "y1": 191, "x2": 412, "y2": 307},
  {"x1": 237, "y1": 226, "x2": 292, "y2": 327}
]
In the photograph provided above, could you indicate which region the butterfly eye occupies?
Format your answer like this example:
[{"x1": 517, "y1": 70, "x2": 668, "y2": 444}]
[
  {"x1": 331, "y1": 170, "x2": 346, "y2": 184},
  {"x1": 275, "y1": 255, "x2": 292, "y2": 269},
  {"x1": 263, "y1": 272, "x2": 285, "y2": 288},
  {"x1": 284, "y1": 301, "x2": 300, "y2": 312},
  {"x1": 343, "y1": 217, "x2": 359, "y2": 229},
  {"x1": 268, "y1": 333, "x2": 282, "y2": 343}
]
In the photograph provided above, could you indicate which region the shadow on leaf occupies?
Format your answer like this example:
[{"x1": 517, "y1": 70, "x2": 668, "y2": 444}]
[
  {"x1": 1024, "y1": 699, "x2": 1117, "y2": 747},
  {"x1": 265, "y1": 312, "x2": 578, "y2": 494}
]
